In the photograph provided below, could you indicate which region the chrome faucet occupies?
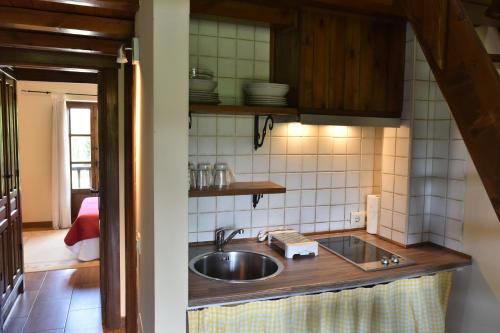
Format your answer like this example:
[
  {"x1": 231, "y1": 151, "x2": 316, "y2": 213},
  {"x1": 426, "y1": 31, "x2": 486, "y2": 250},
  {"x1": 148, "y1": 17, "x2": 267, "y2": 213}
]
[{"x1": 215, "y1": 228, "x2": 244, "y2": 252}]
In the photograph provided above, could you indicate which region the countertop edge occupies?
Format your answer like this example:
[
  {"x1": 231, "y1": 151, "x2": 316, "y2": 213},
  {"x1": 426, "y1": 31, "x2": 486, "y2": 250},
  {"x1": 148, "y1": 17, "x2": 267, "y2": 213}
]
[{"x1": 188, "y1": 261, "x2": 470, "y2": 309}]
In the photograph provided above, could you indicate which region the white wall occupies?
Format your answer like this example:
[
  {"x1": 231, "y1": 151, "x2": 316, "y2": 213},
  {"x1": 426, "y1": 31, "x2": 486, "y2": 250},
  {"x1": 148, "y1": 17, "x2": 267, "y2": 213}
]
[
  {"x1": 135, "y1": 0, "x2": 190, "y2": 332},
  {"x1": 17, "y1": 81, "x2": 97, "y2": 224},
  {"x1": 446, "y1": 160, "x2": 500, "y2": 333},
  {"x1": 444, "y1": 26, "x2": 500, "y2": 333}
]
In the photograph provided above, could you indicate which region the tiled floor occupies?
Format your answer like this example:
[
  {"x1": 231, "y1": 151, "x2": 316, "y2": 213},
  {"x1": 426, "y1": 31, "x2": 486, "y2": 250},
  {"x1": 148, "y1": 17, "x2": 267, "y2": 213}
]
[{"x1": 4, "y1": 267, "x2": 105, "y2": 333}]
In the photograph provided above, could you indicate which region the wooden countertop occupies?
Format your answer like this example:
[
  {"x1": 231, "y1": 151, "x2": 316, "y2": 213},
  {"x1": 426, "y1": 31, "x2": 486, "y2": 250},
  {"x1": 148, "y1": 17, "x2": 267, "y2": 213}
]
[{"x1": 188, "y1": 231, "x2": 471, "y2": 309}]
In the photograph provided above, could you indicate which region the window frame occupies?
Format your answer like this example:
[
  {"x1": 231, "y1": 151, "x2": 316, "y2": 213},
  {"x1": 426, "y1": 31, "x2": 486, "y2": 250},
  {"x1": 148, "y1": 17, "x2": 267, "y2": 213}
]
[{"x1": 67, "y1": 101, "x2": 99, "y2": 190}]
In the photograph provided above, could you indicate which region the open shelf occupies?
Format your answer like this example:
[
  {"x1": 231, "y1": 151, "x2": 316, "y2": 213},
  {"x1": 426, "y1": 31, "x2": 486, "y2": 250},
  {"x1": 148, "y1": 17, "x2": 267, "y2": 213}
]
[
  {"x1": 189, "y1": 181, "x2": 286, "y2": 198},
  {"x1": 189, "y1": 104, "x2": 298, "y2": 116}
]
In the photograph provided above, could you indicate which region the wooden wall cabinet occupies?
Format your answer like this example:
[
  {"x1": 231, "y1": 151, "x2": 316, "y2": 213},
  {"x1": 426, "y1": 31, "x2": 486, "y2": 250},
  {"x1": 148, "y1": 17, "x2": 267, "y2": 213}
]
[
  {"x1": 273, "y1": 8, "x2": 406, "y2": 118},
  {"x1": 0, "y1": 70, "x2": 23, "y2": 330}
]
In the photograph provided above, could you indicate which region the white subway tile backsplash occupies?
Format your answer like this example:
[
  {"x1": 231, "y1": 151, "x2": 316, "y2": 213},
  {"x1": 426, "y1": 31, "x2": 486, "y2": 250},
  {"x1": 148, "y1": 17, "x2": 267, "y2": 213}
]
[
  {"x1": 301, "y1": 207, "x2": 316, "y2": 223},
  {"x1": 234, "y1": 210, "x2": 251, "y2": 228},
  {"x1": 217, "y1": 212, "x2": 234, "y2": 228},
  {"x1": 331, "y1": 189, "x2": 346, "y2": 205},
  {"x1": 252, "y1": 210, "x2": 268, "y2": 228},
  {"x1": 286, "y1": 155, "x2": 302, "y2": 172},
  {"x1": 317, "y1": 155, "x2": 333, "y2": 171},
  {"x1": 346, "y1": 139, "x2": 361, "y2": 154},
  {"x1": 316, "y1": 189, "x2": 331, "y2": 205},
  {"x1": 198, "y1": 213, "x2": 216, "y2": 231},
  {"x1": 300, "y1": 223, "x2": 315, "y2": 233},
  {"x1": 301, "y1": 190, "x2": 316, "y2": 206},
  {"x1": 346, "y1": 155, "x2": 360, "y2": 171},
  {"x1": 318, "y1": 137, "x2": 333, "y2": 154},
  {"x1": 287, "y1": 137, "x2": 302, "y2": 154},
  {"x1": 445, "y1": 219, "x2": 463, "y2": 241},
  {"x1": 391, "y1": 230, "x2": 406, "y2": 244},
  {"x1": 270, "y1": 137, "x2": 287, "y2": 154},
  {"x1": 345, "y1": 188, "x2": 360, "y2": 204},
  {"x1": 285, "y1": 191, "x2": 301, "y2": 207},
  {"x1": 333, "y1": 138, "x2": 347, "y2": 154},
  {"x1": 315, "y1": 206, "x2": 330, "y2": 222},
  {"x1": 235, "y1": 155, "x2": 253, "y2": 174},
  {"x1": 269, "y1": 209, "x2": 285, "y2": 226},
  {"x1": 395, "y1": 138, "x2": 410, "y2": 157},
  {"x1": 317, "y1": 172, "x2": 332, "y2": 188},
  {"x1": 393, "y1": 194, "x2": 408, "y2": 214},
  {"x1": 285, "y1": 207, "x2": 300, "y2": 225},
  {"x1": 332, "y1": 172, "x2": 346, "y2": 188},
  {"x1": 270, "y1": 155, "x2": 286, "y2": 173},
  {"x1": 303, "y1": 155, "x2": 318, "y2": 172},
  {"x1": 446, "y1": 199, "x2": 464, "y2": 221},
  {"x1": 330, "y1": 206, "x2": 344, "y2": 222},
  {"x1": 301, "y1": 173, "x2": 317, "y2": 190},
  {"x1": 286, "y1": 173, "x2": 301, "y2": 190}
]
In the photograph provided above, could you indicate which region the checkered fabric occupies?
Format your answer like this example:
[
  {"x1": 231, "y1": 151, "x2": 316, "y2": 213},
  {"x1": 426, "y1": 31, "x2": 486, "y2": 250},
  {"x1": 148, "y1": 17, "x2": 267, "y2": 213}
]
[{"x1": 188, "y1": 272, "x2": 452, "y2": 333}]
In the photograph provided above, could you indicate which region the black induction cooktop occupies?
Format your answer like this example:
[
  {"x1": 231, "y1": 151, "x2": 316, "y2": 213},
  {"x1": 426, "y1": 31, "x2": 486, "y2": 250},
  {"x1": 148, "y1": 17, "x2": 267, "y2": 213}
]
[{"x1": 317, "y1": 235, "x2": 415, "y2": 271}]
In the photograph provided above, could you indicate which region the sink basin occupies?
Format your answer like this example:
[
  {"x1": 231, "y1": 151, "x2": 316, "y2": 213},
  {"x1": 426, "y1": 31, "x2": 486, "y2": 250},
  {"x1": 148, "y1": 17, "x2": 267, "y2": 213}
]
[{"x1": 189, "y1": 250, "x2": 284, "y2": 283}]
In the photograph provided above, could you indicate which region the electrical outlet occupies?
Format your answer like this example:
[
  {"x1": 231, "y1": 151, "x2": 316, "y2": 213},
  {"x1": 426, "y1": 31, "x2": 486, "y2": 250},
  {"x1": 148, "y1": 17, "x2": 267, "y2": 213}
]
[{"x1": 350, "y1": 211, "x2": 366, "y2": 228}]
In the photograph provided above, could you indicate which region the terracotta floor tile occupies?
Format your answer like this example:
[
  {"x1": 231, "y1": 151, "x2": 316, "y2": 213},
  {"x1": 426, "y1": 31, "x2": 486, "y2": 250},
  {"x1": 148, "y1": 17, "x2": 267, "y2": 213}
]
[
  {"x1": 23, "y1": 299, "x2": 71, "y2": 332},
  {"x1": 8, "y1": 290, "x2": 38, "y2": 317},
  {"x1": 24, "y1": 272, "x2": 47, "y2": 291},
  {"x1": 64, "y1": 308, "x2": 103, "y2": 333},
  {"x1": 37, "y1": 271, "x2": 75, "y2": 301},
  {"x1": 70, "y1": 286, "x2": 101, "y2": 311},
  {"x1": 3, "y1": 315, "x2": 27, "y2": 333}
]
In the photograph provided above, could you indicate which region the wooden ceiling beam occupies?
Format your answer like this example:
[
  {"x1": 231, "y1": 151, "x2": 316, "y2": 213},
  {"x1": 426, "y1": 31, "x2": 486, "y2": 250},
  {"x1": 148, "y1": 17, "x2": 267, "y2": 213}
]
[
  {"x1": 0, "y1": 0, "x2": 139, "y2": 19},
  {"x1": 403, "y1": 0, "x2": 500, "y2": 220},
  {"x1": 0, "y1": 30, "x2": 122, "y2": 56},
  {"x1": 191, "y1": 0, "x2": 297, "y2": 26},
  {"x1": 0, "y1": 47, "x2": 117, "y2": 69},
  {"x1": 12, "y1": 67, "x2": 98, "y2": 84},
  {"x1": 190, "y1": 0, "x2": 405, "y2": 24},
  {"x1": 0, "y1": 6, "x2": 134, "y2": 40}
]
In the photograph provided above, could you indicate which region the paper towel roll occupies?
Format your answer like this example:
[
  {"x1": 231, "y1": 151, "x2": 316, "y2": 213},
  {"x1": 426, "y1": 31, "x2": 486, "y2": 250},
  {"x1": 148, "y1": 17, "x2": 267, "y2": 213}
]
[{"x1": 366, "y1": 194, "x2": 380, "y2": 235}]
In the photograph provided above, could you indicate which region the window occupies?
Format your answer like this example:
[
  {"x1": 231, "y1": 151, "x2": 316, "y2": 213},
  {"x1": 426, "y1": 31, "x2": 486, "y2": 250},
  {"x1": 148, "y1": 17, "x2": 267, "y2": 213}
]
[{"x1": 67, "y1": 102, "x2": 98, "y2": 190}]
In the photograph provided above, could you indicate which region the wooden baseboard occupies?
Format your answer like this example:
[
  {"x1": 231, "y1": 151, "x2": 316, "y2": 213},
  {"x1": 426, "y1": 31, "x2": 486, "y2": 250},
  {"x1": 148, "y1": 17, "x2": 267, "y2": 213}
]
[{"x1": 23, "y1": 221, "x2": 53, "y2": 230}]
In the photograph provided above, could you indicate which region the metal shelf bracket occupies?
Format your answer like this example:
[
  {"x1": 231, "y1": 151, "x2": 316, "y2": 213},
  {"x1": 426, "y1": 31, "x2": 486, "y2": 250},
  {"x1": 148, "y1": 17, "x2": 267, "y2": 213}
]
[
  {"x1": 254, "y1": 115, "x2": 274, "y2": 151},
  {"x1": 252, "y1": 194, "x2": 263, "y2": 208}
]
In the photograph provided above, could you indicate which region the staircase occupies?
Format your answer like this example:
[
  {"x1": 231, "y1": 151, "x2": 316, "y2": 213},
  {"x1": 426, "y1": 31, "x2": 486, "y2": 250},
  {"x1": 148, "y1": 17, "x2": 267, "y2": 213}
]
[{"x1": 402, "y1": 0, "x2": 500, "y2": 220}]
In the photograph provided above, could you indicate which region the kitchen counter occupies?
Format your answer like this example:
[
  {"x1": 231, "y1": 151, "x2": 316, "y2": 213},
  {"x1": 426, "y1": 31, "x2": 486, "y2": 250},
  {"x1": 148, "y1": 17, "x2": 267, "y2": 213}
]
[{"x1": 188, "y1": 231, "x2": 471, "y2": 309}]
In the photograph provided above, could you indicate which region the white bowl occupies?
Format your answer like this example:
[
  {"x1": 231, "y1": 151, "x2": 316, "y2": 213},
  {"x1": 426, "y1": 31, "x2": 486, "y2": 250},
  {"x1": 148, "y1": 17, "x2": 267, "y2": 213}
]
[
  {"x1": 189, "y1": 79, "x2": 217, "y2": 92},
  {"x1": 244, "y1": 83, "x2": 289, "y2": 97}
]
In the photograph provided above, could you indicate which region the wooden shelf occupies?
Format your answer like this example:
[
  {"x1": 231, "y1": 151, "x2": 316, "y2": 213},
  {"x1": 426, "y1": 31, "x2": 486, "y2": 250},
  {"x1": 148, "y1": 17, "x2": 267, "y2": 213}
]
[
  {"x1": 189, "y1": 181, "x2": 286, "y2": 198},
  {"x1": 189, "y1": 104, "x2": 298, "y2": 116}
]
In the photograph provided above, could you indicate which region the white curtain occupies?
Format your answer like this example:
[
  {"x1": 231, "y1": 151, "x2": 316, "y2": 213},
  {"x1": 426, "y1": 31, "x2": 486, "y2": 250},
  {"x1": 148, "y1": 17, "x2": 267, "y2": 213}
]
[{"x1": 51, "y1": 93, "x2": 71, "y2": 229}]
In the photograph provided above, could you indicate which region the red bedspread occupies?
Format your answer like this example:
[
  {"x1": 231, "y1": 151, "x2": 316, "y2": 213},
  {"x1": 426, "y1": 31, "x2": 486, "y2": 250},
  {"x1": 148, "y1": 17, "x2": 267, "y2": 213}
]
[{"x1": 64, "y1": 197, "x2": 100, "y2": 246}]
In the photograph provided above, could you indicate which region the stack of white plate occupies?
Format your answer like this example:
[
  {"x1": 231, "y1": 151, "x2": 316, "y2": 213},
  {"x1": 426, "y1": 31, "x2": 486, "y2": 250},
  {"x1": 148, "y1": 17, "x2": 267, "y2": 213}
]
[
  {"x1": 189, "y1": 71, "x2": 220, "y2": 104},
  {"x1": 244, "y1": 83, "x2": 289, "y2": 106}
]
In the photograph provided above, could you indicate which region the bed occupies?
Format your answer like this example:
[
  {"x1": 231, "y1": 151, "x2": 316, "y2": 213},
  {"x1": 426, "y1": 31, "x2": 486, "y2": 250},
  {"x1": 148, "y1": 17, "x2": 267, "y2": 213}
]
[{"x1": 64, "y1": 197, "x2": 100, "y2": 261}]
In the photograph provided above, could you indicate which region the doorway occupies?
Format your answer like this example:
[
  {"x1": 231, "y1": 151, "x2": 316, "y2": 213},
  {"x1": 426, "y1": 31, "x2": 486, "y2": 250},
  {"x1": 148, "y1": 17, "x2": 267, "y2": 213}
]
[
  {"x1": 0, "y1": 59, "x2": 129, "y2": 331},
  {"x1": 18, "y1": 83, "x2": 101, "y2": 273}
]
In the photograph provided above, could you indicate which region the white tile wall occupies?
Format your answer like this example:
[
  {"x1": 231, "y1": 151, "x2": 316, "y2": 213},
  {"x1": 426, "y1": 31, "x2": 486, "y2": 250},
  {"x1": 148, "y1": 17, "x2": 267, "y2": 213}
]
[
  {"x1": 190, "y1": 18, "x2": 270, "y2": 105},
  {"x1": 189, "y1": 118, "x2": 381, "y2": 241},
  {"x1": 404, "y1": 31, "x2": 467, "y2": 251}
]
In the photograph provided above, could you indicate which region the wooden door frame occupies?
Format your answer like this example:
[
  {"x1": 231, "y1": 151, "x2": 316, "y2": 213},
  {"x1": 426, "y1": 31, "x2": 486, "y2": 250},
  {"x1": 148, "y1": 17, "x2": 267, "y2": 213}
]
[{"x1": 0, "y1": 54, "x2": 132, "y2": 330}]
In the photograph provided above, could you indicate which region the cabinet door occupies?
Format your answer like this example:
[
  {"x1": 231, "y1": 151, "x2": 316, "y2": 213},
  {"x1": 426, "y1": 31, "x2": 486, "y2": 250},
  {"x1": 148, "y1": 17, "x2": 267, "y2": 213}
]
[
  {"x1": 0, "y1": 75, "x2": 8, "y2": 307},
  {"x1": 4, "y1": 77, "x2": 22, "y2": 281},
  {"x1": 274, "y1": 8, "x2": 406, "y2": 117}
]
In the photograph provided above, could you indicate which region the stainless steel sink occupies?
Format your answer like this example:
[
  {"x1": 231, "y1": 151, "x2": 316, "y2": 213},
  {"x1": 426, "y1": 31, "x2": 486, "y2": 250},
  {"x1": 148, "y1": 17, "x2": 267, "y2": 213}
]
[{"x1": 189, "y1": 250, "x2": 284, "y2": 283}]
